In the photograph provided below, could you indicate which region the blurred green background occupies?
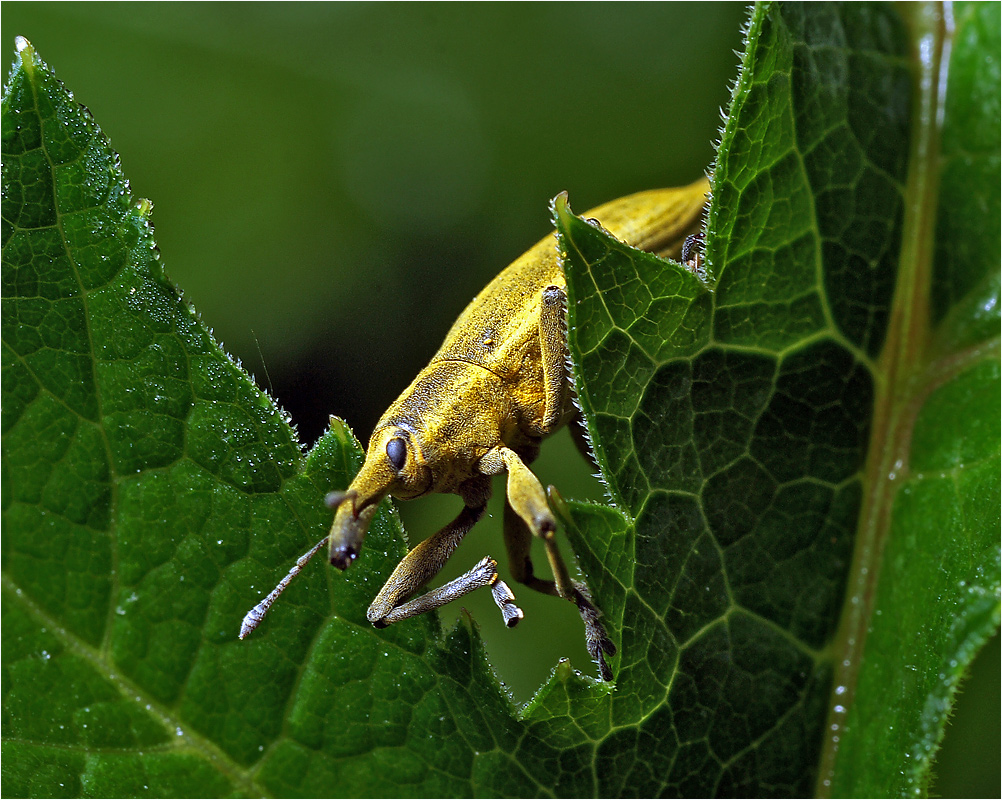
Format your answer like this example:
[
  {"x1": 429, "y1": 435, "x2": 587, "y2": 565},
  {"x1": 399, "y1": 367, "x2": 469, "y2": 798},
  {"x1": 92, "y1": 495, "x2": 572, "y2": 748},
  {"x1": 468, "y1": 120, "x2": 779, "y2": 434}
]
[{"x1": 2, "y1": 3, "x2": 996, "y2": 796}]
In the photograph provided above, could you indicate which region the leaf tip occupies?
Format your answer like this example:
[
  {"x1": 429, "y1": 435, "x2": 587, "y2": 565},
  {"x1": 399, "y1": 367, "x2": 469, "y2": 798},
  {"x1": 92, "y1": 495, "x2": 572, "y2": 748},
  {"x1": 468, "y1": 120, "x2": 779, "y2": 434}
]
[
  {"x1": 549, "y1": 190, "x2": 572, "y2": 227},
  {"x1": 325, "y1": 415, "x2": 361, "y2": 450},
  {"x1": 554, "y1": 657, "x2": 574, "y2": 681},
  {"x1": 13, "y1": 35, "x2": 36, "y2": 75}
]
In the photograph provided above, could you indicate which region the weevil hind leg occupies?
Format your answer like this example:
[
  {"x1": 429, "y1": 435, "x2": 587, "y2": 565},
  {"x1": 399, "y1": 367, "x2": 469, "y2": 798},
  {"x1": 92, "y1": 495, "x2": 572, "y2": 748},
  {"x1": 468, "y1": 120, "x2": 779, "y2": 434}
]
[{"x1": 499, "y1": 449, "x2": 616, "y2": 680}]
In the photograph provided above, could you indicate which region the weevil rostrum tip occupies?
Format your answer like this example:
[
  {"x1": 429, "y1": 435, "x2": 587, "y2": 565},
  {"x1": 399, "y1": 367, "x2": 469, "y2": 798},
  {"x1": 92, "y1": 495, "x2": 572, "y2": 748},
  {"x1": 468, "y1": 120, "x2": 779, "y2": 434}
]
[{"x1": 242, "y1": 179, "x2": 709, "y2": 681}]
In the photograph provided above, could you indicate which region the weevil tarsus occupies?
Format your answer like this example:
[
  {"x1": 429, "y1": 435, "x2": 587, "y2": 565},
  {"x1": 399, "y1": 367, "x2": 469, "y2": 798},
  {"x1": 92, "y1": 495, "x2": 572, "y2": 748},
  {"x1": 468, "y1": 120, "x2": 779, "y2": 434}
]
[
  {"x1": 491, "y1": 576, "x2": 524, "y2": 627},
  {"x1": 681, "y1": 231, "x2": 706, "y2": 272},
  {"x1": 572, "y1": 581, "x2": 616, "y2": 681}
]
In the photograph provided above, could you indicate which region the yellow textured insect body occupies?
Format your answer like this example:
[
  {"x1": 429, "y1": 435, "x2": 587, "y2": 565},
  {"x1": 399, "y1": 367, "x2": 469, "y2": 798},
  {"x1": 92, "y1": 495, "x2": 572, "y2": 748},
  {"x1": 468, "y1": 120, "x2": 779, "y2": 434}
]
[{"x1": 242, "y1": 178, "x2": 709, "y2": 680}]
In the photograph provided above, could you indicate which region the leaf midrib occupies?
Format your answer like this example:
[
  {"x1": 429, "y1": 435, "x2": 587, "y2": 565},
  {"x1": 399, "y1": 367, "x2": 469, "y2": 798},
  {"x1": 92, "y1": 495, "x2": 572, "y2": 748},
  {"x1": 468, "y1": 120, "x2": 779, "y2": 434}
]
[
  {"x1": 16, "y1": 41, "x2": 130, "y2": 670},
  {"x1": 816, "y1": 5, "x2": 952, "y2": 794}
]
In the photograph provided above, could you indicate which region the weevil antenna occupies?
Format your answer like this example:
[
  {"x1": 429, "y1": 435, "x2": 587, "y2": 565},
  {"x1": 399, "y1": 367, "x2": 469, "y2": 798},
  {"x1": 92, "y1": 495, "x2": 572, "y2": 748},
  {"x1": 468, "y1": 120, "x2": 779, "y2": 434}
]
[
  {"x1": 324, "y1": 489, "x2": 356, "y2": 511},
  {"x1": 239, "y1": 535, "x2": 329, "y2": 639},
  {"x1": 250, "y1": 329, "x2": 274, "y2": 396}
]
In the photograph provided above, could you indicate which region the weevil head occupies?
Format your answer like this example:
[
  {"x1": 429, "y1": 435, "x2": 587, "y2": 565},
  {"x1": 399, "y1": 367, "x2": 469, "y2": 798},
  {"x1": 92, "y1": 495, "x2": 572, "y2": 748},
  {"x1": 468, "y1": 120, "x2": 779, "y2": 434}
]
[
  {"x1": 367, "y1": 425, "x2": 435, "y2": 501},
  {"x1": 328, "y1": 361, "x2": 508, "y2": 568},
  {"x1": 327, "y1": 426, "x2": 432, "y2": 569}
]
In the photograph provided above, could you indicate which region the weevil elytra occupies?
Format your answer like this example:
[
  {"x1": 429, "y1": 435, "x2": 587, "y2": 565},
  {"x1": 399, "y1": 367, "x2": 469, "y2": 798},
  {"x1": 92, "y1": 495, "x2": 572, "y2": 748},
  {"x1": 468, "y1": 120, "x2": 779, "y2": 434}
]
[{"x1": 241, "y1": 178, "x2": 709, "y2": 680}]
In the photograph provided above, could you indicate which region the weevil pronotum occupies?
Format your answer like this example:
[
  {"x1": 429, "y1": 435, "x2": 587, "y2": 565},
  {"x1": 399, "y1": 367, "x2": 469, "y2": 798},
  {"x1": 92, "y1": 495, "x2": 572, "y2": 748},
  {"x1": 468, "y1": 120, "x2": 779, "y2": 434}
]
[{"x1": 241, "y1": 178, "x2": 709, "y2": 680}]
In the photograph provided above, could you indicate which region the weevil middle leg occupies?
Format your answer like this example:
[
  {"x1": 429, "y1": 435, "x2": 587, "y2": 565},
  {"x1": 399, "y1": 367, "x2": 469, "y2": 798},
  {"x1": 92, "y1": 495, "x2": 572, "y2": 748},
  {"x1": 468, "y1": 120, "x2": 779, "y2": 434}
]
[
  {"x1": 490, "y1": 447, "x2": 616, "y2": 680},
  {"x1": 481, "y1": 283, "x2": 616, "y2": 678}
]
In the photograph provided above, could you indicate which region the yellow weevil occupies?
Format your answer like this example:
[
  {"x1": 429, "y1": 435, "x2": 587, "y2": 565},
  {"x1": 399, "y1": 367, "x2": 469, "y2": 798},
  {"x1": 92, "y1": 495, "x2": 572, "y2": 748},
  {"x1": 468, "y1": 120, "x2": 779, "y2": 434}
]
[{"x1": 241, "y1": 178, "x2": 709, "y2": 680}]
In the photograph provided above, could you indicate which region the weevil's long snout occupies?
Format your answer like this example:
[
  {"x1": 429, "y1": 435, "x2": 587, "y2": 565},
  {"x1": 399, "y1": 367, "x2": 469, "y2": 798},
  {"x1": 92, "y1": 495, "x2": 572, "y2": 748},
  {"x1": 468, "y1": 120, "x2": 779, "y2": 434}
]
[
  {"x1": 327, "y1": 455, "x2": 396, "y2": 569},
  {"x1": 328, "y1": 498, "x2": 378, "y2": 569}
]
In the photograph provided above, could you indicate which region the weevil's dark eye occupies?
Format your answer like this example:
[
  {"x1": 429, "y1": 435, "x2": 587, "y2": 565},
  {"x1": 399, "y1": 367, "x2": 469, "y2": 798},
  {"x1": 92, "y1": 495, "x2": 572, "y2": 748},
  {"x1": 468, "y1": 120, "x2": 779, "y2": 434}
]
[{"x1": 386, "y1": 437, "x2": 407, "y2": 471}]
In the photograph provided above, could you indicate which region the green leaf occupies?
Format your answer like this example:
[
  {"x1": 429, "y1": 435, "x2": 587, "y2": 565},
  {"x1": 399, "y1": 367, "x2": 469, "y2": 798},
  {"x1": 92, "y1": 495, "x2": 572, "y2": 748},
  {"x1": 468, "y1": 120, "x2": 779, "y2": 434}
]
[
  {"x1": 821, "y1": 3, "x2": 1002, "y2": 796},
  {"x1": 557, "y1": 2, "x2": 999, "y2": 797},
  {"x1": 3, "y1": 2, "x2": 999, "y2": 798},
  {"x1": 0, "y1": 35, "x2": 490, "y2": 798}
]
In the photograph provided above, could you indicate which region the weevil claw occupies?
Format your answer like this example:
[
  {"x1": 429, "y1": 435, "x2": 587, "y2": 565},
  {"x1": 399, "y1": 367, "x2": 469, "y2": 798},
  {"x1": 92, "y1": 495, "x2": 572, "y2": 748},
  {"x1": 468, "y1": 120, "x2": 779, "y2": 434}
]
[
  {"x1": 596, "y1": 652, "x2": 613, "y2": 682},
  {"x1": 573, "y1": 581, "x2": 616, "y2": 680}
]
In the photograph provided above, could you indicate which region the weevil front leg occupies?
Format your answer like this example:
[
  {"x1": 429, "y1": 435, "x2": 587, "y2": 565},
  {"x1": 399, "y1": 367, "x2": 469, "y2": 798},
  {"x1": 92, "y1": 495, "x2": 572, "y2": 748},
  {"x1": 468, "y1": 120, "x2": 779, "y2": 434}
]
[
  {"x1": 366, "y1": 478, "x2": 523, "y2": 628},
  {"x1": 482, "y1": 445, "x2": 616, "y2": 679}
]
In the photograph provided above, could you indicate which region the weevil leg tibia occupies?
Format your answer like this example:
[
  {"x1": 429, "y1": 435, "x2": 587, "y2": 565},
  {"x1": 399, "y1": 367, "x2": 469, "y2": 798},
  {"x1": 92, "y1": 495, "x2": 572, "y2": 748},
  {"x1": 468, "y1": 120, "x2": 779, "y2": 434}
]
[
  {"x1": 537, "y1": 284, "x2": 569, "y2": 435},
  {"x1": 365, "y1": 476, "x2": 506, "y2": 627}
]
